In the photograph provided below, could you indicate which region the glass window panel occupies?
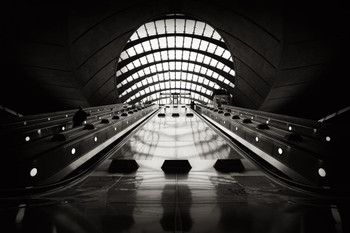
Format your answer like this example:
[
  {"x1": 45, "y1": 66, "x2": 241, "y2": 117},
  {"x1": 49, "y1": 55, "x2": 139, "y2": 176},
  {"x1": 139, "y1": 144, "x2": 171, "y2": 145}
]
[
  {"x1": 134, "y1": 43, "x2": 144, "y2": 53},
  {"x1": 142, "y1": 79, "x2": 147, "y2": 85},
  {"x1": 196, "y1": 53, "x2": 204, "y2": 62},
  {"x1": 230, "y1": 82, "x2": 235, "y2": 88},
  {"x1": 203, "y1": 56, "x2": 211, "y2": 65},
  {"x1": 116, "y1": 70, "x2": 122, "y2": 77},
  {"x1": 155, "y1": 20, "x2": 165, "y2": 34},
  {"x1": 210, "y1": 59, "x2": 218, "y2": 67},
  {"x1": 176, "y1": 19, "x2": 185, "y2": 33},
  {"x1": 156, "y1": 63, "x2": 163, "y2": 71},
  {"x1": 145, "y1": 22, "x2": 156, "y2": 36},
  {"x1": 222, "y1": 50, "x2": 231, "y2": 59},
  {"x1": 161, "y1": 51, "x2": 168, "y2": 60},
  {"x1": 176, "y1": 81, "x2": 180, "y2": 88},
  {"x1": 129, "y1": 32, "x2": 139, "y2": 41},
  {"x1": 181, "y1": 82, "x2": 185, "y2": 88},
  {"x1": 192, "y1": 38, "x2": 200, "y2": 49},
  {"x1": 127, "y1": 48, "x2": 136, "y2": 57},
  {"x1": 165, "y1": 19, "x2": 175, "y2": 33},
  {"x1": 127, "y1": 76, "x2": 132, "y2": 82},
  {"x1": 133, "y1": 59, "x2": 141, "y2": 68},
  {"x1": 175, "y1": 51, "x2": 182, "y2": 60},
  {"x1": 167, "y1": 36, "x2": 175, "y2": 48},
  {"x1": 150, "y1": 65, "x2": 157, "y2": 73},
  {"x1": 192, "y1": 75, "x2": 198, "y2": 82},
  {"x1": 120, "y1": 51, "x2": 129, "y2": 60},
  {"x1": 175, "y1": 72, "x2": 181, "y2": 79},
  {"x1": 175, "y1": 36, "x2": 184, "y2": 47},
  {"x1": 186, "y1": 82, "x2": 191, "y2": 89},
  {"x1": 165, "y1": 82, "x2": 169, "y2": 88},
  {"x1": 204, "y1": 79, "x2": 209, "y2": 85},
  {"x1": 155, "y1": 84, "x2": 160, "y2": 91},
  {"x1": 215, "y1": 47, "x2": 224, "y2": 56},
  {"x1": 154, "y1": 75, "x2": 159, "y2": 82},
  {"x1": 185, "y1": 20, "x2": 195, "y2": 34},
  {"x1": 196, "y1": 85, "x2": 201, "y2": 92},
  {"x1": 136, "y1": 82, "x2": 141, "y2": 88},
  {"x1": 137, "y1": 25, "x2": 148, "y2": 38},
  {"x1": 189, "y1": 52, "x2": 197, "y2": 61},
  {"x1": 207, "y1": 69, "x2": 213, "y2": 77},
  {"x1": 188, "y1": 63, "x2": 194, "y2": 71},
  {"x1": 147, "y1": 54, "x2": 154, "y2": 63},
  {"x1": 170, "y1": 81, "x2": 175, "y2": 88},
  {"x1": 168, "y1": 50, "x2": 175, "y2": 59},
  {"x1": 212, "y1": 72, "x2": 219, "y2": 79},
  {"x1": 183, "y1": 37, "x2": 192, "y2": 48},
  {"x1": 199, "y1": 40, "x2": 209, "y2": 51},
  {"x1": 183, "y1": 51, "x2": 190, "y2": 60},
  {"x1": 194, "y1": 21, "x2": 205, "y2": 35},
  {"x1": 144, "y1": 68, "x2": 150, "y2": 75},
  {"x1": 182, "y1": 62, "x2": 188, "y2": 70},
  {"x1": 181, "y1": 72, "x2": 186, "y2": 80},
  {"x1": 212, "y1": 31, "x2": 221, "y2": 40},
  {"x1": 223, "y1": 79, "x2": 230, "y2": 84},
  {"x1": 159, "y1": 37, "x2": 167, "y2": 48},
  {"x1": 198, "y1": 76, "x2": 204, "y2": 83},
  {"x1": 139, "y1": 56, "x2": 147, "y2": 65},
  {"x1": 186, "y1": 73, "x2": 192, "y2": 81},
  {"x1": 207, "y1": 43, "x2": 217, "y2": 53},
  {"x1": 194, "y1": 65, "x2": 200, "y2": 73},
  {"x1": 163, "y1": 63, "x2": 169, "y2": 70},
  {"x1": 169, "y1": 62, "x2": 175, "y2": 70},
  {"x1": 160, "y1": 82, "x2": 165, "y2": 89},
  {"x1": 230, "y1": 70, "x2": 236, "y2": 76},
  {"x1": 214, "y1": 83, "x2": 220, "y2": 89},
  {"x1": 142, "y1": 41, "x2": 151, "y2": 51},
  {"x1": 217, "y1": 62, "x2": 224, "y2": 70},
  {"x1": 150, "y1": 86, "x2": 155, "y2": 92},
  {"x1": 223, "y1": 66, "x2": 230, "y2": 73},
  {"x1": 150, "y1": 39, "x2": 159, "y2": 50},
  {"x1": 126, "y1": 63, "x2": 134, "y2": 72},
  {"x1": 121, "y1": 79, "x2": 128, "y2": 85},
  {"x1": 203, "y1": 25, "x2": 214, "y2": 37},
  {"x1": 176, "y1": 62, "x2": 181, "y2": 70}
]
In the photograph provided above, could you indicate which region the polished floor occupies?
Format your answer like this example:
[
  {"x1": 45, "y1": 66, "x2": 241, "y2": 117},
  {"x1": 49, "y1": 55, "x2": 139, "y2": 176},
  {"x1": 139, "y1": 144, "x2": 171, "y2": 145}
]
[{"x1": 1, "y1": 107, "x2": 348, "y2": 233}]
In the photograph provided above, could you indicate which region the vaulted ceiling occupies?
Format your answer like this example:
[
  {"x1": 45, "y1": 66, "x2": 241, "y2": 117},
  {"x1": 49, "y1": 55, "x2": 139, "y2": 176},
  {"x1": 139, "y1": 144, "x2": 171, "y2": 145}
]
[{"x1": 0, "y1": 0, "x2": 349, "y2": 120}]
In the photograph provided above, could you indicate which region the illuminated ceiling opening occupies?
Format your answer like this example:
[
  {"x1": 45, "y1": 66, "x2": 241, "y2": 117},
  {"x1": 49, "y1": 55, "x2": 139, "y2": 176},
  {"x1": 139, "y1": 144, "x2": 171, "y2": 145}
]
[{"x1": 116, "y1": 14, "x2": 235, "y2": 105}]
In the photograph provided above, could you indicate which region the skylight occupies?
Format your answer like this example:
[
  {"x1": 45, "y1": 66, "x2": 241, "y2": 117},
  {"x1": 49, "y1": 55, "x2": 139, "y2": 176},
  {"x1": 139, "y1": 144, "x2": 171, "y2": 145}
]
[{"x1": 116, "y1": 15, "x2": 235, "y2": 105}]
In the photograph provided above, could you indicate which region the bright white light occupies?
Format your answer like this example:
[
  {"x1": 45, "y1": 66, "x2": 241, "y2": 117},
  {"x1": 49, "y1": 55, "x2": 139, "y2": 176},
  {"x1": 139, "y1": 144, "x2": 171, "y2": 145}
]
[
  {"x1": 71, "y1": 148, "x2": 76, "y2": 155},
  {"x1": 62, "y1": 126, "x2": 65, "y2": 131},
  {"x1": 288, "y1": 126, "x2": 292, "y2": 131},
  {"x1": 94, "y1": 137, "x2": 98, "y2": 142},
  {"x1": 255, "y1": 137, "x2": 259, "y2": 142},
  {"x1": 278, "y1": 148, "x2": 283, "y2": 155},
  {"x1": 25, "y1": 136, "x2": 30, "y2": 142},
  {"x1": 48, "y1": 118, "x2": 50, "y2": 121},
  {"x1": 30, "y1": 168, "x2": 37, "y2": 177},
  {"x1": 326, "y1": 136, "x2": 331, "y2": 142},
  {"x1": 318, "y1": 168, "x2": 326, "y2": 177}
]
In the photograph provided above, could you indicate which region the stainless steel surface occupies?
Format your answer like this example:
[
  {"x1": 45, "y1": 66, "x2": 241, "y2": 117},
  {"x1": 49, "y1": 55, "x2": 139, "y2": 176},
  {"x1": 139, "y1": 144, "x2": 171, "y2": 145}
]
[{"x1": 0, "y1": 106, "x2": 346, "y2": 233}]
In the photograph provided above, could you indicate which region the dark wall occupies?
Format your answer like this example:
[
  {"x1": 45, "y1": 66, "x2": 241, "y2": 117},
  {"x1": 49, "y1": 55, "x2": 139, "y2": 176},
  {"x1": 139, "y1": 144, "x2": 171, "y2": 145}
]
[{"x1": 0, "y1": 0, "x2": 349, "y2": 120}]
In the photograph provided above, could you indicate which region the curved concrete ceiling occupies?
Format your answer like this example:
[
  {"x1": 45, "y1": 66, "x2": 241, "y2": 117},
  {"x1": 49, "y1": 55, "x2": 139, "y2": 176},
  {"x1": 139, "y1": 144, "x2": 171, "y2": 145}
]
[{"x1": 0, "y1": 0, "x2": 349, "y2": 120}]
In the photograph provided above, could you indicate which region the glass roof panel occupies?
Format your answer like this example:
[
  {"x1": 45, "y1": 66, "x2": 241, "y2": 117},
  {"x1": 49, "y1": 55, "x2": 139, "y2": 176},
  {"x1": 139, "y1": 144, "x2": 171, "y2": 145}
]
[{"x1": 117, "y1": 16, "x2": 235, "y2": 104}]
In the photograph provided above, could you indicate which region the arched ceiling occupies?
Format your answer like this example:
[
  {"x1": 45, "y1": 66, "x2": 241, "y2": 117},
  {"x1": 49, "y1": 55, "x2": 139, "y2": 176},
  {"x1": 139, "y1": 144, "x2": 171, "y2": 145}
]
[
  {"x1": 115, "y1": 14, "x2": 235, "y2": 105},
  {"x1": 1, "y1": 0, "x2": 349, "y2": 120}
]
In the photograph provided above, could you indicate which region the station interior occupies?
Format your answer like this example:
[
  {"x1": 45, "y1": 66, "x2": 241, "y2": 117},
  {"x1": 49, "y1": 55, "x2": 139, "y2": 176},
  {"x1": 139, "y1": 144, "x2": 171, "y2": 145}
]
[{"x1": 0, "y1": 1, "x2": 349, "y2": 232}]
